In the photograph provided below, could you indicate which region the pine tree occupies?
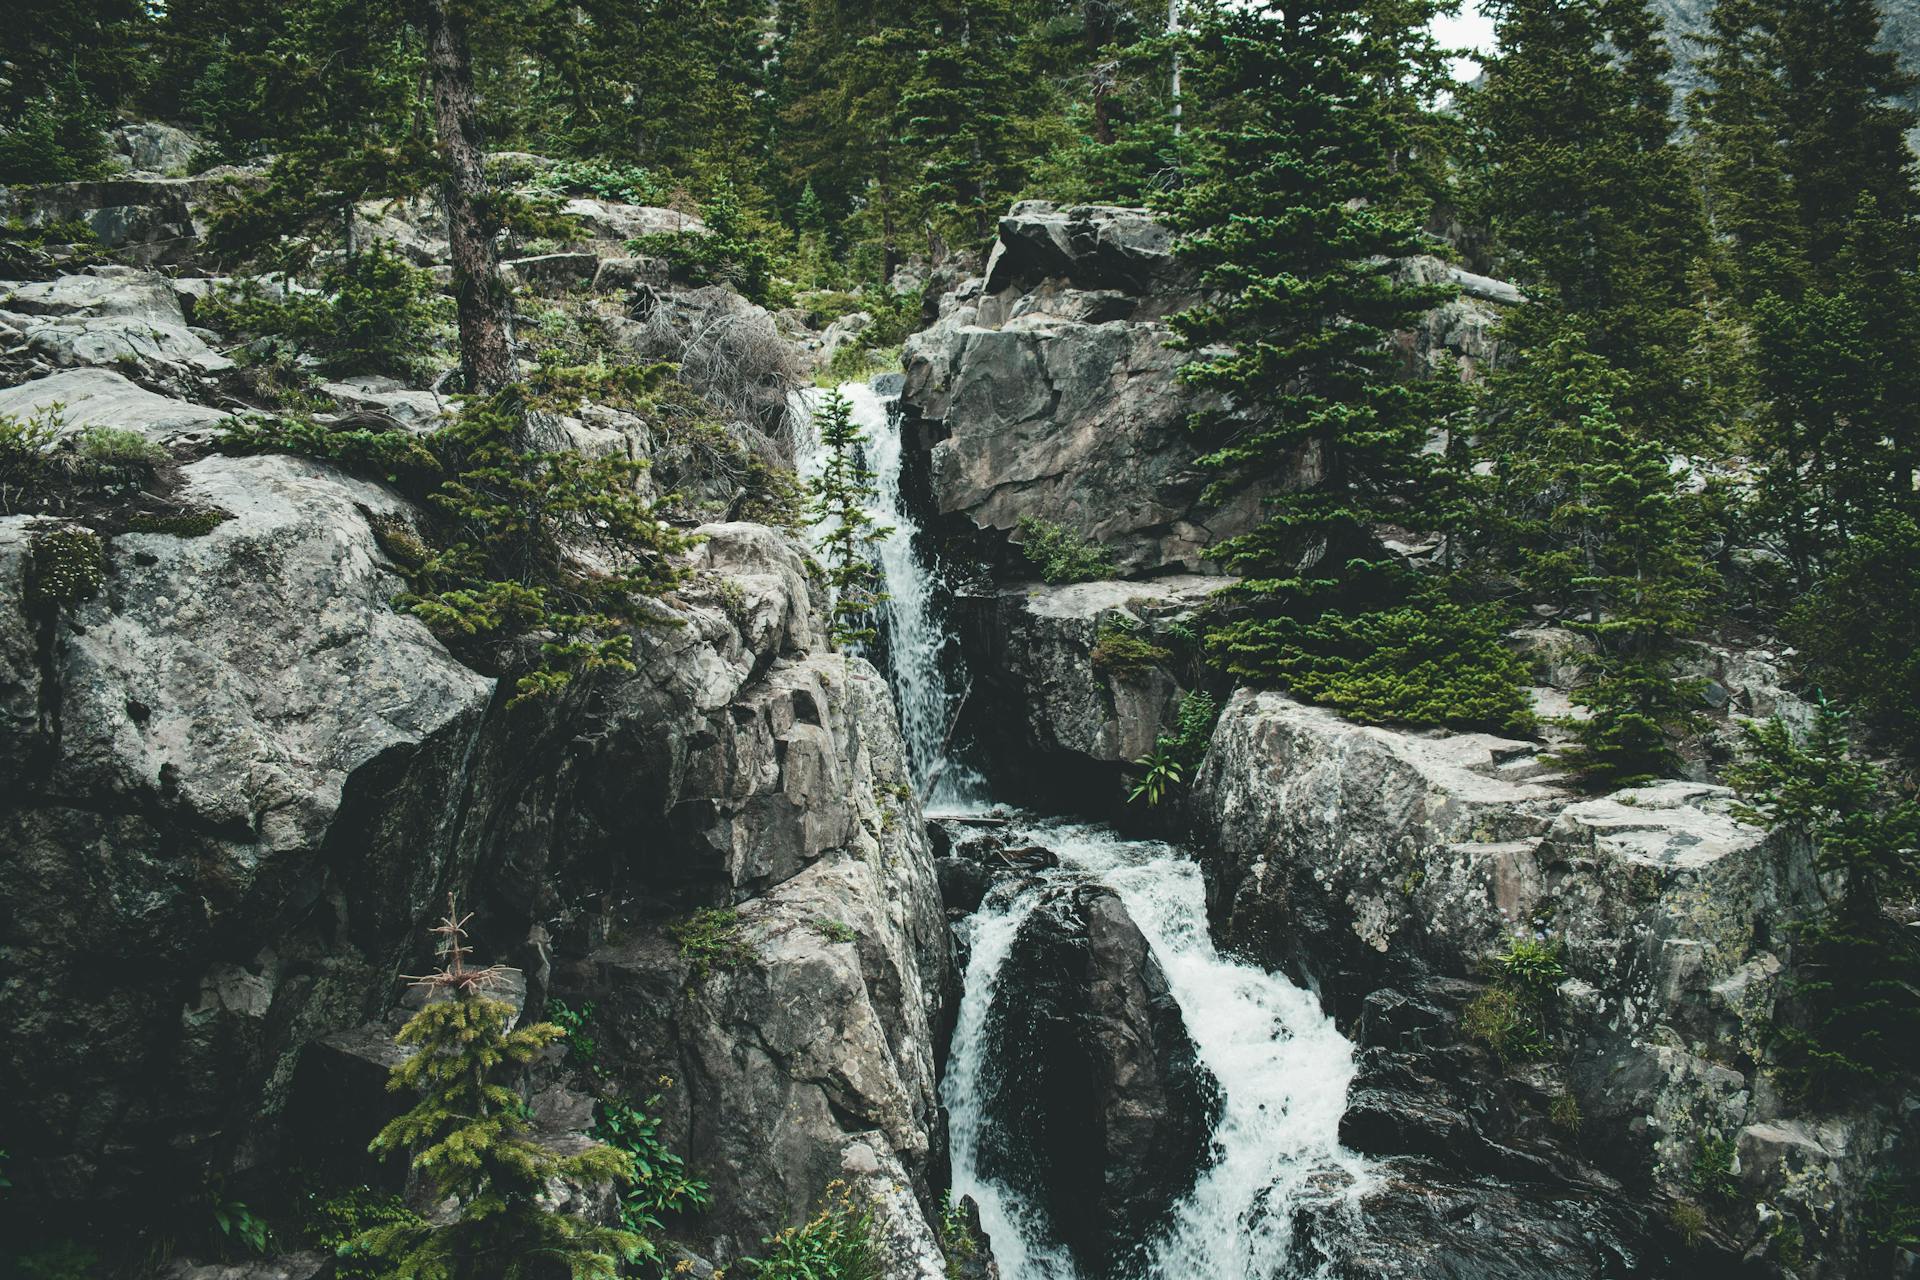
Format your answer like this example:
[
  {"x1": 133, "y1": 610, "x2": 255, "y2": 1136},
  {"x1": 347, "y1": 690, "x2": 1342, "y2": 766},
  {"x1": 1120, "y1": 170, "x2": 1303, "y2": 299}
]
[
  {"x1": 808, "y1": 390, "x2": 890, "y2": 649},
  {"x1": 1466, "y1": 0, "x2": 1707, "y2": 437},
  {"x1": 1483, "y1": 323, "x2": 1713, "y2": 785},
  {"x1": 356, "y1": 897, "x2": 642, "y2": 1279},
  {"x1": 1731, "y1": 706, "x2": 1920, "y2": 1101},
  {"x1": 1695, "y1": 0, "x2": 1920, "y2": 591},
  {"x1": 1162, "y1": 0, "x2": 1527, "y2": 732}
]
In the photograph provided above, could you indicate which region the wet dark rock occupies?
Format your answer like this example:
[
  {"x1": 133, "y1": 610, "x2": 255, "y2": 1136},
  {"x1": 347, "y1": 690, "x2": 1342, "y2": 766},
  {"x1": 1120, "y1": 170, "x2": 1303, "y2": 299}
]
[
  {"x1": 1293, "y1": 1158, "x2": 1657, "y2": 1280},
  {"x1": 976, "y1": 882, "x2": 1218, "y2": 1279}
]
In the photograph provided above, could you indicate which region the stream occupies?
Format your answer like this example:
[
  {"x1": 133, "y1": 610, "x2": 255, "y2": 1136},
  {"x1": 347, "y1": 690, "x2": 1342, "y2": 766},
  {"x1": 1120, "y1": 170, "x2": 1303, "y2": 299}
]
[{"x1": 791, "y1": 382, "x2": 1371, "y2": 1279}]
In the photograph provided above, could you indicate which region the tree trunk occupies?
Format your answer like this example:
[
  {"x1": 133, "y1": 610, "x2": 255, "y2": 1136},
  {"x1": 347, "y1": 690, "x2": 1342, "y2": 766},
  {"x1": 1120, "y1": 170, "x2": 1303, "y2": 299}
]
[{"x1": 420, "y1": 0, "x2": 514, "y2": 395}]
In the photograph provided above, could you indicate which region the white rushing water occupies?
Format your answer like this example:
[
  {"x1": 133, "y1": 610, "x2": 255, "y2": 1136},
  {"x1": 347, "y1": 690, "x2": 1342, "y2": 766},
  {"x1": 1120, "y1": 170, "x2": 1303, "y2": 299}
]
[
  {"x1": 942, "y1": 819, "x2": 1371, "y2": 1280},
  {"x1": 789, "y1": 382, "x2": 986, "y2": 807},
  {"x1": 792, "y1": 378, "x2": 1366, "y2": 1278}
]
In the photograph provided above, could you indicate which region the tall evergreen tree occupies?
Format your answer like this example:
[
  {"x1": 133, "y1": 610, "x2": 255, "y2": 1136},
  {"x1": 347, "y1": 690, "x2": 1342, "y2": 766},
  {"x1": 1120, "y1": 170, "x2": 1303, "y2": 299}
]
[
  {"x1": 1467, "y1": 0, "x2": 1707, "y2": 437},
  {"x1": 809, "y1": 390, "x2": 890, "y2": 649},
  {"x1": 1165, "y1": 0, "x2": 1530, "y2": 732},
  {"x1": 1483, "y1": 324, "x2": 1714, "y2": 784}
]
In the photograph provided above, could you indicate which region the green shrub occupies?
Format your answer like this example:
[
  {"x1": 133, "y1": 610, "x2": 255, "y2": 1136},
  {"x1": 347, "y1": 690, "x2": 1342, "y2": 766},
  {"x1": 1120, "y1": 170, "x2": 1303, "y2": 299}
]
[
  {"x1": 0, "y1": 408, "x2": 62, "y2": 513},
  {"x1": 629, "y1": 182, "x2": 781, "y2": 305},
  {"x1": 1091, "y1": 616, "x2": 1172, "y2": 675},
  {"x1": 0, "y1": 83, "x2": 110, "y2": 184},
  {"x1": 200, "y1": 244, "x2": 452, "y2": 380},
  {"x1": 1210, "y1": 598, "x2": 1536, "y2": 735},
  {"x1": 76, "y1": 427, "x2": 167, "y2": 487},
  {"x1": 1862, "y1": 1170, "x2": 1920, "y2": 1251},
  {"x1": 1016, "y1": 515, "x2": 1114, "y2": 584},
  {"x1": 526, "y1": 158, "x2": 672, "y2": 207},
  {"x1": 1128, "y1": 690, "x2": 1219, "y2": 806},
  {"x1": 1463, "y1": 938, "x2": 1566, "y2": 1063},
  {"x1": 670, "y1": 908, "x2": 754, "y2": 979},
  {"x1": 818, "y1": 920, "x2": 857, "y2": 944},
  {"x1": 593, "y1": 1096, "x2": 710, "y2": 1248},
  {"x1": 1128, "y1": 744, "x2": 1185, "y2": 806},
  {"x1": 1688, "y1": 1134, "x2": 1739, "y2": 1206},
  {"x1": 26, "y1": 527, "x2": 105, "y2": 605},
  {"x1": 744, "y1": 1181, "x2": 881, "y2": 1280}
]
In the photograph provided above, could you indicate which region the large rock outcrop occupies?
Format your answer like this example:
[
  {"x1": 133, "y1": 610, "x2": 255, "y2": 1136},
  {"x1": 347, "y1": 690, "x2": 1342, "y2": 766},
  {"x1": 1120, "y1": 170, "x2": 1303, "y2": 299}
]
[
  {"x1": 1, "y1": 256, "x2": 949, "y2": 1270},
  {"x1": 953, "y1": 576, "x2": 1219, "y2": 810},
  {"x1": 900, "y1": 203, "x2": 1519, "y2": 577},
  {"x1": 1192, "y1": 689, "x2": 1913, "y2": 1276},
  {"x1": 973, "y1": 882, "x2": 1217, "y2": 1278}
]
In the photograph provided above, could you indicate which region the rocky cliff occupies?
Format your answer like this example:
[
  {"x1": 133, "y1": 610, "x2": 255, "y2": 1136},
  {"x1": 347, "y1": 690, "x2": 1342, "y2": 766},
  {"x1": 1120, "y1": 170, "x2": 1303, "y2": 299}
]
[{"x1": 0, "y1": 169, "x2": 951, "y2": 1272}]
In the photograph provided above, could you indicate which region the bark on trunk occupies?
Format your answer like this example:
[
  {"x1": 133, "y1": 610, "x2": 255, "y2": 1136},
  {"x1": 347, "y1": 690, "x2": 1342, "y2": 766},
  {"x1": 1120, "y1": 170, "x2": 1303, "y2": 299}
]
[{"x1": 421, "y1": 0, "x2": 514, "y2": 395}]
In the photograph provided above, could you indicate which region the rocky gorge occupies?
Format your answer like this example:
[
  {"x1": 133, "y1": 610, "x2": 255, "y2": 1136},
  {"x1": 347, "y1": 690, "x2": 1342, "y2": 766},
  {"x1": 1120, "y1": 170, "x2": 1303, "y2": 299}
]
[{"x1": 1, "y1": 153, "x2": 1916, "y2": 1280}]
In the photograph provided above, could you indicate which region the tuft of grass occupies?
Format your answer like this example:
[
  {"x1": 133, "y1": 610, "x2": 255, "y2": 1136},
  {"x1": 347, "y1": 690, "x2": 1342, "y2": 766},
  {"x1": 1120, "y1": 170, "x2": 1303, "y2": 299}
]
[
  {"x1": 1016, "y1": 515, "x2": 1114, "y2": 584},
  {"x1": 670, "y1": 907, "x2": 755, "y2": 979}
]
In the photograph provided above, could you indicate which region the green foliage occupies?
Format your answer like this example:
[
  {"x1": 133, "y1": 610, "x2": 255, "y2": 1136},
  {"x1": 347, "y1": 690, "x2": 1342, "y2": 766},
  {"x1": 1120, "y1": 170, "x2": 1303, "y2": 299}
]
[
  {"x1": 1783, "y1": 512, "x2": 1920, "y2": 757},
  {"x1": 0, "y1": 80, "x2": 112, "y2": 184},
  {"x1": 630, "y1": 182, "x2": 782, "y2": 306},
  {"x1": 526, "y1": 159, "x2": 672, "y2": 207},
  {"x1": 1862, "y1": 1170, "x2": 1920, "y2": 1251},
  {"x1": 743, "y1": 1181, "x2": 881, "y2": 1280},
  {"x1": 1089, "y1": 615, "x2": 1171, "y2": 676},
  {"x1": 1463, "y1": 937, "x2": 1566, "y2": 1064},
  {"x1": 359, "y1": 993, "x2": 641, "y2": 1279},
  {"x1": 593, "y1": 1097, "x2": 711, "y2": 1248},
  {"x1": 937, "y1": 1191, "x2": 980, "y2": 1277},
  {"x1": 1687, "y1": 1135, "x2": 1740, "y2": 1207},
  {"x1": 75, "y1": 427, "x2": 166, "y2": 479},
  {"x1": 1729, "y1": 705, "x2": 1920, "y2": 1101},
  {"x1": 1211, "y1": 597, "x2": 1535, "y2": 735},
  {"x1": 808, "y1": 389, "x2": 890, "y2": 649},
  {"x1": 670, "y1": 908, "x2": 755, "y2": 979},
  {"x1": 0, "y1": 408, "x2": 62, "y2": 514},
  {"x1": 199, "y1": 245, "x2": 452, "y2": 380},
  {"x1": 26, "y1": 527, "x2": 105, "y2": 606},
  {"x1": 300, "y1": 1183, "x2": 425, "y2": 1280},
  {"x1": 230, "y1": 378, "x2": 692, "y2": 706},
  {"x1": 818, "y1": 920, "x2": 857, "y2": 944},
  {"x1": 1015, "y1": 516, "x2": 1113, "y2": 585},
  {"x1": 1127, "y1": 744, "x2": 1184, "y2": 807},
  {"x1": 199, "y1": 1176, "x2": 272, "y2": 1258},
  {"x1": 9, "y1": 1239, "x2": 102, "y2": 1280},
  {"x1": 1548, "y1": 1091, "x2": 1582, "y2": 1134},
  {"x1": 1668, "y1": 1200, "x2": 1708, "y2": 1249}
]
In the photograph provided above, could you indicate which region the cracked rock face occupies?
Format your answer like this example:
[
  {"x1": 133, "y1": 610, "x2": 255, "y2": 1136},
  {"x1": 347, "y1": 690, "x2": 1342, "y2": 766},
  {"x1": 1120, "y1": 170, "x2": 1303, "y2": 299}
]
[{"x1": 1190, "y1": 689, "x2": 1898, "y2": 1276}]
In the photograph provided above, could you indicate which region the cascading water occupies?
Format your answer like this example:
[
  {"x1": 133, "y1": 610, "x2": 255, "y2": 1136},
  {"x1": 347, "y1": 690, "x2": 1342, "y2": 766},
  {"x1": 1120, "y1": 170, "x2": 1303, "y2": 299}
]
[
  {"x1": 789, "y1": 381, "x2": 986, "y2": 807},
  {"x1": 791, "y1": 380, "x2": 1368, "y2": 1278}
]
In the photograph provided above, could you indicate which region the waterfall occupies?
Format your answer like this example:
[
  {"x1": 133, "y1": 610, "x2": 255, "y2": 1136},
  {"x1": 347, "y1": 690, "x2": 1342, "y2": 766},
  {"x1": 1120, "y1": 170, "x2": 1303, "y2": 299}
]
[
  {"x1": 943, "y1": 820, "x2": 1371, "y2": 1280},
  {"x1": 790, "y1": 381, "x2": 985, "y2": 807},
  {"x1": 793, "y1": 378, "x2": 1367, "y2": 1278}
]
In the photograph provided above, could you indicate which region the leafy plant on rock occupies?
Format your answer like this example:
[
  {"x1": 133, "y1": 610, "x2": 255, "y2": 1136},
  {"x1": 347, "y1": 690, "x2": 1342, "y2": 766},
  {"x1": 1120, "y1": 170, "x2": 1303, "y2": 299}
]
[
  {"x1": 1016, "y1": 515, "x2": 1113, "y2": 585},
  {"x1": 743, "y1": 1180, "x2": 881, "y2": 1280}
]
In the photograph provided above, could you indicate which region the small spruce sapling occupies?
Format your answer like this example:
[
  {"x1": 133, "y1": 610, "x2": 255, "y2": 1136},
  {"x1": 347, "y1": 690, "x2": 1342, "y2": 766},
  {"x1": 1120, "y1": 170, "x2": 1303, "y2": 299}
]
[
  {"x1": 353, "y1": 896, "x2": 642, "y2": 1279},
  {"x1": 808, "y1": 390, "x2": 890, "y2": 650}
]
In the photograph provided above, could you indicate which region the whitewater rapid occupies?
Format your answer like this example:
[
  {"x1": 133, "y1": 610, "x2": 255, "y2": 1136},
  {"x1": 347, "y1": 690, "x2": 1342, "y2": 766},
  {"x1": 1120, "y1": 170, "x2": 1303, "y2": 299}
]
[{"x1": 790, "y1": 380, "x2": 1368, "y2": 1279}]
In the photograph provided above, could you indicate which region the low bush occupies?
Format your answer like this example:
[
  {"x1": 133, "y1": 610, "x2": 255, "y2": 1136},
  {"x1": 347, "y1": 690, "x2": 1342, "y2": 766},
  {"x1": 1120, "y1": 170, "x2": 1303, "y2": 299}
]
[
  {"x1": 1090, "y1": 616, "x2": 1172, "y2": 675},
  {"x1": 1016, "y1": 515, "x2": 1114, "y2": 584},
  {"x1": 1463, "y1": 937, "x2": 1566, "y2": 1063},
  {"x1": 744, "y1": 1181, "x2": 881, "y2": 1280},
  {"x1": 199, "y1": 243, "x2": 452, "y2": 381},
  {"x1": 669, "y1": 907, "x2": 755, "y2": 979}
]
